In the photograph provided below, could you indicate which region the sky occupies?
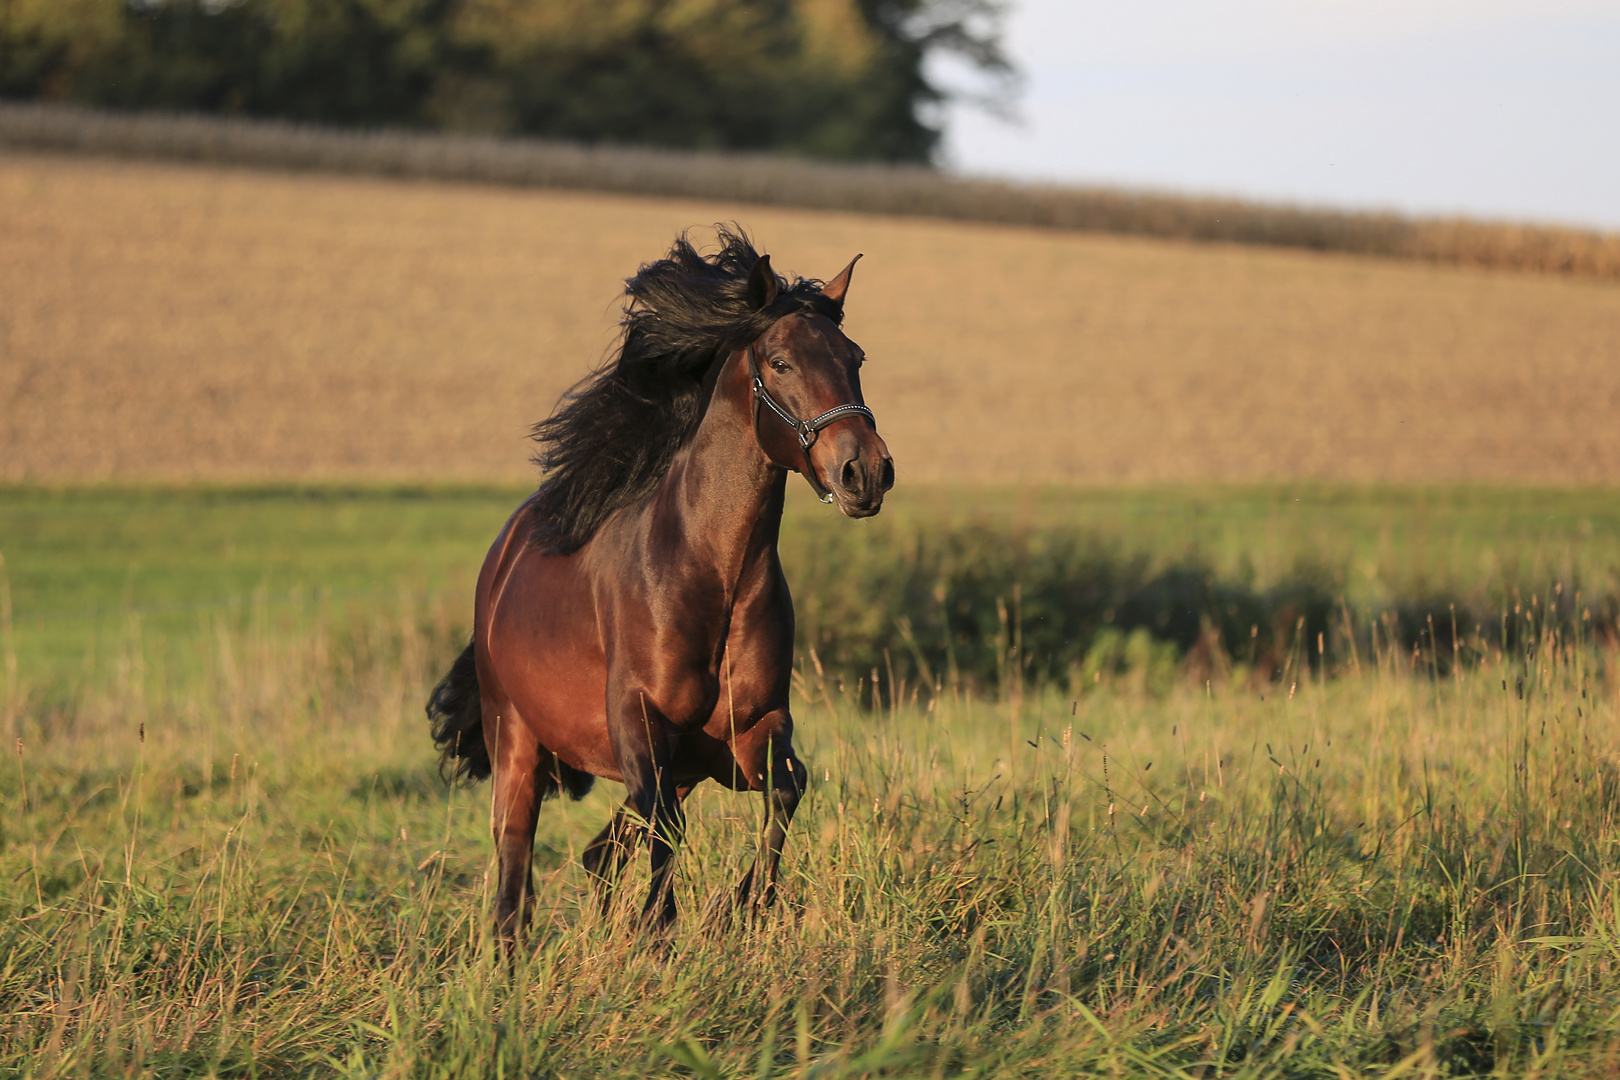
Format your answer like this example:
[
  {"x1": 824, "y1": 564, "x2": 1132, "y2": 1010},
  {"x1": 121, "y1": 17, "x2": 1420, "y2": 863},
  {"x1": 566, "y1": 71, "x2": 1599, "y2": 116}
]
[{"x1": 937, "y1": 0, "x2": 1620, "y2": 230}]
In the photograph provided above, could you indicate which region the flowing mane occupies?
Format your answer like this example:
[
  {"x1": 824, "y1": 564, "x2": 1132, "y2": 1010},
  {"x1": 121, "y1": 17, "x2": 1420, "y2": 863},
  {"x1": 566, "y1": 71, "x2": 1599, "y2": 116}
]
[{"x1": 526, "y1": 226, "x2": 844, "y2": 554}]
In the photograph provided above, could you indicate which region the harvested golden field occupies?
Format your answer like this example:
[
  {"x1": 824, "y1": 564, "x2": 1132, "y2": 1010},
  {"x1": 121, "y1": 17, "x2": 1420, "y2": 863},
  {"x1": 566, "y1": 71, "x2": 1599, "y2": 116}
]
[{"x1": 3, "y1": 150, "x2": 1619, "y2": 485}]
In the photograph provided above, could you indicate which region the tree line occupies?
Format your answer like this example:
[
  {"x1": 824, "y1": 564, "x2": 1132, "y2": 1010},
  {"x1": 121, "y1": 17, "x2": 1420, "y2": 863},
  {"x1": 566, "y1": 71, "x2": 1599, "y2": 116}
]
[{"x1": 0, "y1": 0, "x2": 1010, "y2": 162}]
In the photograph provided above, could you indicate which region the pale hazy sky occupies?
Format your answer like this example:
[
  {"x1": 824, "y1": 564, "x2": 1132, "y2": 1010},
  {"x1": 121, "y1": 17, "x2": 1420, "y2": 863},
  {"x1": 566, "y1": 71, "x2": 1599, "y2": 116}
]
[{"x1": 938, "y1": 0, "x2": 1620, "y2": 229}]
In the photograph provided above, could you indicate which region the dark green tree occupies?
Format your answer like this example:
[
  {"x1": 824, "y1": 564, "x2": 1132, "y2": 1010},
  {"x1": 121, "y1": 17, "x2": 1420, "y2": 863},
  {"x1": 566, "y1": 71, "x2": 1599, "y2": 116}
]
[{"x1": 0, "y1": 0, "x2": 1011, "y2": 162}]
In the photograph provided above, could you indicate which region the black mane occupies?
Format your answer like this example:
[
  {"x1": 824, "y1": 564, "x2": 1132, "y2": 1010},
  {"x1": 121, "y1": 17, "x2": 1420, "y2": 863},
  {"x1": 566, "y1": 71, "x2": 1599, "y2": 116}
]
[{"x1": 527, "y1": 226, "x2": 843, "y2": 554}]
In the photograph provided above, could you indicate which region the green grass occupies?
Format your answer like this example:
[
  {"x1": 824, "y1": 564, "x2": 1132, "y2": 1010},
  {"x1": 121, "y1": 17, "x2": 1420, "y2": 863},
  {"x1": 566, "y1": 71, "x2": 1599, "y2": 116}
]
[
  {"x1": 0, "y1": 485, "x2": 524, "y2": 695},
  {"x1": 5, "y1": 482, "x2": 1619, "y2": 700},
  {"x1": 857, "y1": 482, "x2": 1620, "y2": 600},
  {"x1": 3, "y1": 575, "x2": 1620, "y2": 1075},
  {"x1": 4, "y1": 483, "x2": 1620, "y2": 1074}
]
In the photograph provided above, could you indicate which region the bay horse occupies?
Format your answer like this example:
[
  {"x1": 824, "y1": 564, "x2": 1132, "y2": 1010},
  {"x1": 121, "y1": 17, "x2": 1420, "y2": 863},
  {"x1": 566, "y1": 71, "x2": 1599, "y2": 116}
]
[{"x1": 427, "y1": 228, "x2": 893, "y2": 938}]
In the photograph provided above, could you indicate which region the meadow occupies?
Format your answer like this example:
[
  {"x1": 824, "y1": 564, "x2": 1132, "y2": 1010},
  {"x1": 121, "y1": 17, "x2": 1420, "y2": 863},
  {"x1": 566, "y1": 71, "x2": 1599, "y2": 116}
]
[
  {"x1": 4, "y1": 484, "x2": 1620, "y2": 1076},
  {"x1": 7, "y1": 483, "x2": 1620, "y2": 700}
]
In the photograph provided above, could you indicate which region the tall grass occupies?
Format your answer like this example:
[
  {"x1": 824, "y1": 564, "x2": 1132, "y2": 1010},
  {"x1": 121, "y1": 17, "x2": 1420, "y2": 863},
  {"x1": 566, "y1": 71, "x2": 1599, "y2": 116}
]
[
  {"x1": 781, "y1": 511, "x2": 1620, "y2": 701},
  {"x1": 5, "y1": 584, "x2": 1620, "y2": 1076},
  {"x1": 5, "y1": 102, "x2": 1618, "y2": 280}
]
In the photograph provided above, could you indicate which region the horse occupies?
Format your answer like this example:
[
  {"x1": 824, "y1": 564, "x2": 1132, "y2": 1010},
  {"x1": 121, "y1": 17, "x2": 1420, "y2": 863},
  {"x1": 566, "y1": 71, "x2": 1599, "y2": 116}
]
[{"x1": 426, "y1": 228, "x2": 894, "y2": 939}]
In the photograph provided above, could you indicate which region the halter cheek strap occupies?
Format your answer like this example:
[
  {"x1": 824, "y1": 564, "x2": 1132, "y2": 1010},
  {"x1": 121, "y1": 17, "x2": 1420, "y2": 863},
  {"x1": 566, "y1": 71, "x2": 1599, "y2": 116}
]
[{"x1": 747, "y1": 344, "x2": 876, "y2": 504}]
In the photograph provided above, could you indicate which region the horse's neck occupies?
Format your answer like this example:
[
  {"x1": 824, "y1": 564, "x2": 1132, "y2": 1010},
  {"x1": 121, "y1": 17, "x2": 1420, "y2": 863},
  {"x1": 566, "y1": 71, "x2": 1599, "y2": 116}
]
[{"x1": 661, "y1": 387, "x2": 786, "y2": 605}]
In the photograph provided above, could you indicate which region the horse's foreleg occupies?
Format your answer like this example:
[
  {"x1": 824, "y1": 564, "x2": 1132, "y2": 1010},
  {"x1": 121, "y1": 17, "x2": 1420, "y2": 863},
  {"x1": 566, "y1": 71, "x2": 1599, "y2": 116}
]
[
  {"x1": 754, "y1": 726, "x2": 807, "y2": 913},
  {"x1": 608, "y1": 700, "x2": 685, "y2": 931},
  {"x1": 487, "y1": 704, "x2": 543, "y2": 946},
  {"x1": 729, "y1": 710, "x2": 808, "y2": 916},
  {"x1": 583, "y1": 786, "x2": 696, "y2": 916}
]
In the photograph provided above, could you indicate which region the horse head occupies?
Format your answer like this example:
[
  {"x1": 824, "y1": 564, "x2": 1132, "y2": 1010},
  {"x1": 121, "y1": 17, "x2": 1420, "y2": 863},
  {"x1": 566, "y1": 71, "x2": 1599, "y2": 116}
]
[{"x1": 743, "y1": 254, "x2": 895, "y2": 518}]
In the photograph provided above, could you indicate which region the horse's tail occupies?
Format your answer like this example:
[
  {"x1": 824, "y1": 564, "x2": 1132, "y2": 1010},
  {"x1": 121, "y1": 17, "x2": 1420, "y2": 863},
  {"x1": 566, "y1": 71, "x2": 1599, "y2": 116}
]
[{"x1": 427, "y1": 640, "x2": 491, "y2": 783}]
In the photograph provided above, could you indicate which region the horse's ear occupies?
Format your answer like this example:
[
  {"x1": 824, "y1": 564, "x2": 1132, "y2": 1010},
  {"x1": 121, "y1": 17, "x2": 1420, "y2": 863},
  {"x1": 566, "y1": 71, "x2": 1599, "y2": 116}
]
[
  {"x1": 747, "y1": 254, "x2": 780, "y2": 310},
  {"x1": 821, "y1": 253, "x2": 863, "y2": 306}
]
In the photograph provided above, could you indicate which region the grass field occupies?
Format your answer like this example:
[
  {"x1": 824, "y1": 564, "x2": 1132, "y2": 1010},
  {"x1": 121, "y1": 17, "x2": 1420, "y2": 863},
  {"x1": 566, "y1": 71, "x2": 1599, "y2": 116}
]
[
  {"x1": 4, "y1": 485, "x2": 1620, "y2": 1075},
  {"x1": 2, "y1": 485, "x2": 1620, "y2": 1075},
  {"x1": 6, "y1": 483, "x2": 1620, "y2": 697},
  {"x1": 5, "y1": 152, "x2": 1620, "y2": 487}
]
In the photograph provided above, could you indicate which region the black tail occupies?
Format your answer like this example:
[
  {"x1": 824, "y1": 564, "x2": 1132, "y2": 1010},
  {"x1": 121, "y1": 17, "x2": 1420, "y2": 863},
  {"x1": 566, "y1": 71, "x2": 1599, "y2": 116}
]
[{"x1": 428, "y1": 640, "x2": 491, "y2": 783}]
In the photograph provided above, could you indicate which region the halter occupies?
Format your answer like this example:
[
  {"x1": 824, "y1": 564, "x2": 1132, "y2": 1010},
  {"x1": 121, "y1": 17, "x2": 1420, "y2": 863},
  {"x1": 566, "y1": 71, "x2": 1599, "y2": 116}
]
[{"x1": 747, "y1": 344, "x2": 876, "y2": 504}]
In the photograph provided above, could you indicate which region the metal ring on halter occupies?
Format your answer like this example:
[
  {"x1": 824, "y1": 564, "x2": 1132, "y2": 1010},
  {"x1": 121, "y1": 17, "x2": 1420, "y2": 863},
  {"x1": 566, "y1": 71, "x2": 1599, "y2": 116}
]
[{"x1": 747, "y1": 345, "x2": 876, "y2": 503}]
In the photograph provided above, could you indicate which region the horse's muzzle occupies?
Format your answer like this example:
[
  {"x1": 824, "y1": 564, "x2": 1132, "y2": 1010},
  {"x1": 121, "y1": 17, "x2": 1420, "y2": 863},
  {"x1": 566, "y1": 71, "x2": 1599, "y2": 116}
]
[{"x1": 830, "y1": 430, "x2": 894, "y2": 518}]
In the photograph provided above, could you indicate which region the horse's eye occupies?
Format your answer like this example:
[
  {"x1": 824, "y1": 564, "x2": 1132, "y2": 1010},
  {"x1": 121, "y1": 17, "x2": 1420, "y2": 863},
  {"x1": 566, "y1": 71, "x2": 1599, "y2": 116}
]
[{"x1": 770, "y1": 358, "x2": 790, "y2": 373}]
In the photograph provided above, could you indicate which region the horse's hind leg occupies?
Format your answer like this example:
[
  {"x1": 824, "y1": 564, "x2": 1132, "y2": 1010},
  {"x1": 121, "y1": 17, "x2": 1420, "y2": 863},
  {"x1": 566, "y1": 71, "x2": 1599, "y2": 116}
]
[{"x1": 486, "y1": 703, "x2": 544, "y2": 946}]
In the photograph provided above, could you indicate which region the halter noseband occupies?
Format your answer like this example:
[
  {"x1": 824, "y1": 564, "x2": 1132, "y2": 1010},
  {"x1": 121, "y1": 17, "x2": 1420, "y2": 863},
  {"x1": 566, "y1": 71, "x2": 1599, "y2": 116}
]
[{"x1": 747, "y1": 344, "x2": 875, "y2": 504}]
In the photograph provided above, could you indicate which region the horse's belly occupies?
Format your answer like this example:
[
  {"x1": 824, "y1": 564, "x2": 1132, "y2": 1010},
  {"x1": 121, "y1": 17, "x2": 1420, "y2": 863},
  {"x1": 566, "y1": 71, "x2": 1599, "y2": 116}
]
[
  {"x1": 508, "y1": 652, "x2": 618, "y2": 780},
  {"x1": 485, "y1": 551, "x2": 619, "y2": 781}
]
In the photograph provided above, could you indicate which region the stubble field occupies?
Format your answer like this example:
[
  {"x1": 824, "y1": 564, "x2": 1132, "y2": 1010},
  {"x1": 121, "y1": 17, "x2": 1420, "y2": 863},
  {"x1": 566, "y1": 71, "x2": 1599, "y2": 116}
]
[
  {"x1": 4, "y1": 151, "x2": 1620, "y2": 486},
  {"x1": 4, "y1": 150, "x2": 1620, "y2": 1077}
]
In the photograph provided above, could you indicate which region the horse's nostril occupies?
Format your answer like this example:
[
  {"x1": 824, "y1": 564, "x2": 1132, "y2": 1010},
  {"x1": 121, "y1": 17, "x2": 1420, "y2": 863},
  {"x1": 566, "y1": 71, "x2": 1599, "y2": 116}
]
[
  {"x1": 879, "y1": 458, "x2": 895, "y2": 491},
  {"x1": 841, "y1": 459, "x2": 859, "y2": 490}
]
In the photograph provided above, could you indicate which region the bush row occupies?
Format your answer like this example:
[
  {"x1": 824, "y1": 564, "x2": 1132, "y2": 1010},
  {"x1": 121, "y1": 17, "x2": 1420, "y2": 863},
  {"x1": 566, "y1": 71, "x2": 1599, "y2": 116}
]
[{"x1": 3, "y1": 102, "x2": 1617, "y2": 279}]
